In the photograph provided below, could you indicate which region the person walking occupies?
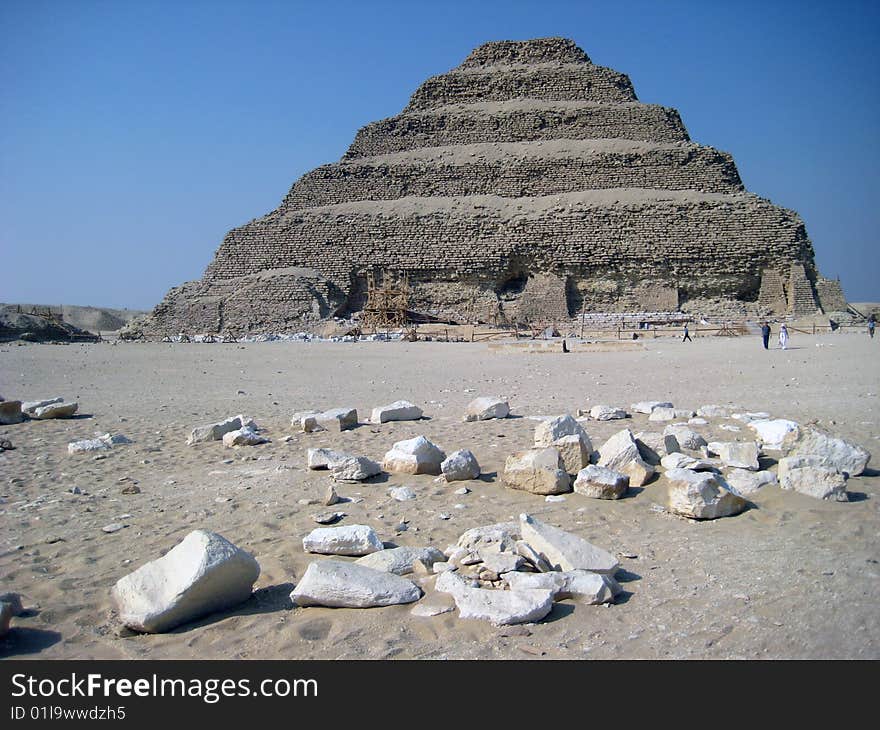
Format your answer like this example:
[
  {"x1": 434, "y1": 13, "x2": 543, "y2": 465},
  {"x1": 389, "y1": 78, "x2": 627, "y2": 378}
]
[
  {"x1": 761, "y1": 321, "x2": 771, "y2": 350},
  {"x1": 682, "y1": 323, "x2": 692, "y2": 342},
  {"x1": 869, "y1": 316, "x2": 876, "y2": 339},
  {"x1": 778, "y1": 323, "x2": 789, "y2": 350}
]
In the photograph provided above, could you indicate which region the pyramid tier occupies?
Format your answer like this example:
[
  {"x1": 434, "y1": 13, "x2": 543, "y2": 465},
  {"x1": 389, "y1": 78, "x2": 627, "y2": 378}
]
[
  {"x1": 282, "y1": 140, "x2": 742, "y2": 210},
  {"x1": 344, "y1": 101, "x2": 689, "y2": 158},
  {"x1": 458, "y1": 38, "x2": 592, "y2": 68},
  {"x1": 404, "y1": 63, "x2": 637, "y2": 111}
]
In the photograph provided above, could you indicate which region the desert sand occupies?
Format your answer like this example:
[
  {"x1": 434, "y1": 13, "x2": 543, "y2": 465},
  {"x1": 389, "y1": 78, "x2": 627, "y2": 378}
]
[{"x1": 1, "y1": 330, "x2": 878, "y2": 660}]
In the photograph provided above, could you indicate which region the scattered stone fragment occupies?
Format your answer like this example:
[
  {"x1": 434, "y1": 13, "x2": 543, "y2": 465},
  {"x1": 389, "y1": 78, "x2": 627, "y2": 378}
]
[
  {"x1": 21, "y1": 397, "x2": 63, "y2": 415},
  {"x1": 411, "y1": 601, "x2": 455, "y2": 617},
  {"x1": 631, "y1": 401, "x2": 673, "y2": 415},
  {"x1": 748, "y1": 419, "x2": 799, "y2": 450},
  {"x1": 102, "y1": 523, "x2": 127, "y2": 533},
  {"x1": 519, "y1": 513, "x2": 619, "y2": 574},
  {"x1": 464, "y1": 397, "x2": 510, "y2": 422},
  {"x1": 597, "y1": 429, "x2": 655, "y2": 487},
  {"x1": 534, "y1": 414, "x2": 589, "y2": 447},
  {"x1": 663, "y1": 425, "x2": 708, "y2": 451},
  {"x1": 634, "y1": 431, "x2": 664, "y2": 465},
  {"x1": 589, "y1": 405, "x2": 627, "y2": 421},
  {"x1": 786, "y1": 427, "x2": 871, "y2": 476},
  {"x1": 0, "y1": 592, "x2": 24, "y2": 616},
  {"x1": 778, "y1": 458, "x2": 848, "y2": 501},
  {"x1": 302, "y1": 524, "x2": 383, "y2": 556},
  {"x1": 323, "y1": 485, "x2": 340, "y2": 506},
  {"x1": 732, "y1": 412, "x2": 771, "y2": 423},
  {"x1": 665, "y1": 468, "x2": 747, "y2": 519},
  {"x1": 441, "y1": 449, "x2": 481, "y2": 481},
  {"x1": 32, "y1": 401, "x2": 78, "y2": 419},
  {"x1": 545, "y1": 494, "x2": 566, "y2": 502},
  {"x1": 0, "y1": 438, "x2": 13, "y2": 451},
  {"x1": 515, "y1": 540, "x2": 553, "y2": 572},
  {"x1": 68, "y1": 438, "x2": 110, "y2": 454},
  {"x1": 331, "y1": 456, "x2": 382, "y2": 482},
  {"x1": 435, "y1": 570, "x2": 554, "y2": 625},
  {"x1": 355, "y1": 546, "x2": 446, "y2": 575},
  {"x1": 291, "y1": 560, "x2": 421, "y2": 608},
  {"x1": 648, "y1": 407, "x2": 677, "y2": 422},
  {"x1": 307, "y1": 448, "x2": 351, "y2": 470},
  {"x1": 311, "y1": 511, "x2": 346, "y2": 525},
  {"x1": 121, "y1": 484, "x2": 141, "y2": 495},
  {"x1": 573, "y1": 464, "x2": 629, "y2": 499},
  {"x1": 111, "y1": 529, "x2": 260, "y2": 633},
  {"x1": 370, "y1": 400, "x2": 423, "y2": 423},
  {"x1": 302, "y1": 407, "x2": 358, "y2": 433},
  {"x1": 222, "y1": 427, "x2": 268, "y2": 448},
  {"x1": 0, "y1": 401, "x2": 23, "y2": 425},
  {"x1": 724, "y1": 469, "x2": 778, "y2": 495},
  {"x1": 503, "y1": 570, "x2": 621, "y2": 604},
  {"x1": 660, "y1": 453, "x2": 718, "y2": 472},
  {"x1": 479, "y1": 551, "x2": 524, "y2": 574},
  {"x1": 707, "y1": 441, "x2": 760, "y2": 470},
  {"x1": 383, "y1": 435, "x2": 446, "y2": 475},
  {"x1": 188, "y1": 415, "x2": 246, "y2": 445},
  {"x1": 389, "y1": 486, "x2": 417, "y2": 501},
  {"x1": 553, "y1": 434, "x2": 591, "y2": 474},
  {"x1": 457, "y1": 522, "x2": 521, "y2": 553},
  {"x1": 696, "y1": 404, "x2": 733, "y2": 418},
  {"x1": 503, "y1": 447, "x2": 571, "y2": 495},
  {"x1": 454, "y1": 486, "x2": 470, "y2": 495},
  {"x1": 688, "y1": 417, "x2": 708, "y2": 426}
]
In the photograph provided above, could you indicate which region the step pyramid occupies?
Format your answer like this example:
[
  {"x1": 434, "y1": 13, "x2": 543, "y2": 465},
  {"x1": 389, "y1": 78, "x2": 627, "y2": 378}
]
[{"x1": 142, "y1": 37, "x2": 841, "y2": 335}]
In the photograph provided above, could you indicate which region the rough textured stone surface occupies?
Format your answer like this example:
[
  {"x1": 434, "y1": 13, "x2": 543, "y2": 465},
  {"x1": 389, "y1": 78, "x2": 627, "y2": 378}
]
[
  {"x1": 665, "y1": 468, "x2": 747, "y2": 519},
  {"x1": 370, "y1": 400, "x2": 423, "y2": 423},
  {"x1": 597, "y1": 429, "x2": 655, "y2": 486},
  {"x1": 32, "y1": 401, "x2": 78, "y2": 419},
  {"x1": 0, "y1": 400, "x2": 23, "y2": 425},
  {"x1": 648, "y1": 407, "x2": 677, "y2": 422},
  {"x1": 355, "y1": 546, "x2": 446, "y2": 575},
  {"x1": 222, "y1": 427, "x2": 268, "y2": 447},
  {"x1": 724, "y1": 468, "x2": 777, "y2": 495},
  {"x1": 502, "y1": 570, "x2": 621, "y2": 603},
  {"x1": 553, "y1": 434, "x2": 591, "y2": 474},
  {"x1": 302, "y1": 524, "x2": 384, "y2": 556},
  {"x1": 68, "y1": 438, "x2": 111, "y2": 454},
  {"x1": 663, "y1": 424, "x2": 708, "y2": 452},
  {"x1": 331, "y1": 456, "x2": 382, "y2": 482},
  {"x1": 441, "y1": 449, "x2": 481, "y2": 481},
  {"x1": 188, "y1": 415, "x2": 246, "y2": 445},
  {"x1": 573, "y1": 464, "x2": 629, "y2": 499},
  {"x1": 660, "y1": 453, "x2": 718, "y2": 471},
  {"x1": 291, "y1": 560, "x2": 421, "y2": 607},
  {"x1": 748, "y1": 419, "x2": 799, "y2": 450},
  {"x1": 634, "y1": 431, "x2": 664, "y2": 465},
  {"x1": 503, "y1": 447, "x2": 571, "y2": 494},
  {"x1": 307, "y1": 448, "x2": 351, "y2": 470},
  {"x1": 534, "y1": 414, "x2": 588, "y2": 447},
  {"x1": 696, "y1": 404, "x2": 733, "y2": 418},
  {"x1": 778, "y1": 458, "x2": 848, "y2": 501},
  {"x1": 707, "y1": 441, "x2": 760, "y2": 470},
  {"x1": 302, "y1": 407, "x2": 358, "y2": 433},
  {"x1": 787, "y1": 428, "x2": 870, "y2": 477},
  {"x1": 457, "y1": 522, "x2": 521, "y2": 553},
  {"x1": 464, "y1": 397, "x2": 510, "y2": 422},
  {"x1": 22, "y1": 397, "x2": 64, "y2": 415},
  {"x1": 589, "y1": 404, "x2": 627, "y2": 421},
  {"x1": 434, "y1": 570, "x2": 554, "y2": 625},
  {"x1": 383, "y1": 435, "x2": 446, "y2": 475},
  {"x1": 631, "y1": 401, "x2": 673, "y2": 414},
  {"x1": 111, "y1": 530, "x2": 260, "y2": 633},
  {"x1": 518, "y1": 513, "x2": 619, "y2": 574}
]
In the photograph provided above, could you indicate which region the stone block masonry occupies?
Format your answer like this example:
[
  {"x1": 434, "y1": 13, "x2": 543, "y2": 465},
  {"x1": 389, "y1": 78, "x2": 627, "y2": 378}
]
[{"x1": 139, "y1": 37, "x2": 836, "y2": 336}]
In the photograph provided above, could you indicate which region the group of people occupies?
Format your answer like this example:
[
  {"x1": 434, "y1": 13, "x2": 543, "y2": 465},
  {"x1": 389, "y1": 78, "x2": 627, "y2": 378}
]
[{"x1": 760, "y1": 321, "x2": 788, "y2": 350}]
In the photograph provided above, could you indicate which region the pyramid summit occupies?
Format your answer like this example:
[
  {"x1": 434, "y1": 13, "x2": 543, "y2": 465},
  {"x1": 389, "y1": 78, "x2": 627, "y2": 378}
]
[{"x1": 141, "y1": 37, "x2": 844, "y2": 336}]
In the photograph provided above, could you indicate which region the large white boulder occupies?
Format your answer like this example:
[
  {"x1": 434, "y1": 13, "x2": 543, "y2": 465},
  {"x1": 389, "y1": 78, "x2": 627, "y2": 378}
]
[
  {"x1": 518, "y1": 513, "x2": 618, "y2": 574},
  {"x1": 648, "y1": 407, "x2": 677, "y2": 422},
  {"x1": 553, "y1": 434, "x2": 591, "y2": 475},
  {"x1": 597, "y1": 429, "x2": 655, "y2": 487},
  {"x1": 111, "y1": 530, "x2": 260, "y2": 633},
  {"x1": 786, "y1": 428, "x2": 870, "y2": 476},
  {"x1": 634, "y1": 431, "x2": 664, "y2": 465},
  {"x1": 222, "y1": 427, "x2": 268, "y2": 448},
  {"x1": 464, "y1": 397, "x2": 510, "y2": 422},
  {"x1": 589, "y1": 405, "x2": 627, "y2": 421},
  {"x1": 441, "y1": 449, "x2": 481, "y2": 481},
  {"x1": 331, "y1": 456, "x2": 382, "y2": 482},
  {"x1": 188, "y1": 415, "x2": 246, "y2": 445},
  {"x1": 748, "y1": 419, "x2": 799, "y2": 450},
  {"x1": 355, "y1": 546, "x2": 446, "y2": 575},
  {"x1": 302, "y1": 407, "x2": 358, "y2": 433},
  {"x1": 291, "y1": 560, "x2": 421, "y2": 607},
  {"x1": 307, "y1": 448, "x2": 352, "y2": 470},
  {"x1": 32, "y1": 401, "x2": 78, "y2": 419},
  {"x1": 22, "y1": 397, "x2": 64, "y2": 415},
  {"x1": 382, "y1": 435, "x2": 446, "y2": 475},
  {"x1": 724, "y1": 468, "x2": 777, "y2": 495},
  {"x1": 706, "y1": 441, "x2": 760, "y2": 470},
  {"x1": 631, "y1": 401, "x2": 673, "y2": 415},
  {"x1": 573, "y1": 464, "x2": 629, "y2": 500},
  {"x1": 457, "y1": 522, "x2": 521, "y2": 553},
  {"x1": 302, "y1": 524, "x2": 384, "y2": 556},
  {"x1": 534, "y1": 414, "x2": 588, "y2": 447},
  {"x1": 370, "y1": 400, "x2": 423, "y2": 424},
  {"x1": 665, "y1": 469, "x2": 747, "y2": 519},
  {"x1": 502, "y1": 570, "x2": 621, "y2": 604},
  {"x1": 434, "y1": 571, "x2": 554, "y2": 625},
  {"x1": 663, "y1": 425, "x2": 708, "y2": 452},
  {"x1": 778, "y1": 457, "x2": 848, "y2": 501},
  {"x1": 503, "y1": 448, "x2": 571, "y2": 495}
]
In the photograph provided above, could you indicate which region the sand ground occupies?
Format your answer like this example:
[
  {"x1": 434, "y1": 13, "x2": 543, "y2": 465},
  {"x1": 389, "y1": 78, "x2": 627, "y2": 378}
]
[{"x1": 1, "y1": 330, "x2": 878, "y2": 660}]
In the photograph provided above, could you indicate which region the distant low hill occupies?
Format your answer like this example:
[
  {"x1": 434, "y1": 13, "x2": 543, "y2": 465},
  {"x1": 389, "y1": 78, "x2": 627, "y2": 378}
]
[{"x1": 0, "y1": 303, "x2": 148, "y2": 342}]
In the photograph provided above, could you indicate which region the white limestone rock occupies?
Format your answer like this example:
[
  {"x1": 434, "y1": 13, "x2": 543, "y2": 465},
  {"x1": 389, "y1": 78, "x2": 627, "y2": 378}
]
[
  {"x1": 441, "y1": 449, "x2": 481, "y2": 481},
  {"x1": 457, "y1": 522, "x2": 521, "y2": 553},
  {"x1": 388, "y1": 486, "x2": 417, "y2": 501},
  {"x1": 331, "y1": 456, "x2": 381, "y2": 482},
  {"x1": 634, "y1": 431, "x2": 664, "y2": 465},
  {"x1": 660, "y1": 453, "x2": 718, "y2": 472},
  {"x1": 188, "y1": 415, "x2": 245, "y2": 445},
  {"x1": 478, "y1": 550, "x2": 524, "y2": 575},
  {"x1": 553, "y1": 434, "x2": 591, "y2": 474},
  {"x1": 302, "y1": 524, "x2": 383, "y2": 556},
  {"x1": 778, "y1": 457, "x2": 848, "y2": 501},
  {"x1": 663, "y1": 425, "x2": 708, "y2": 451},
  {"x1": 597, "y1": 429, "x2": 655, "y2": 487},
  {"x1": 0, "y1": 400, "x2": 23, "y2": 425},
  {"x1": 631, "y1": 401, "x2": 673, "y2": 415},
  {"x1": 648, "y1": 407, "x2": 677, "y2": 422},
  {"x1": 32, "y1": 401, "x2": 78, "y2": 419},
  {"x1": 707, "y1": 441, "x2": 760, "y2": 470},
  {"x1": 589, "y1": 405, "x2": 627, "y2": 421},
  {"x1": 302, "y1": 407, "x2": 358, "y2": 433},
  {"x1": 68, "y1": 438, "x2": 111, "y2": 454},
  {"x1": 534, "y1": 414, "x2": 588, "y2": 447},
  {"x1": 786, "y1": 428, "x2": 870, "y2": 476},
  {"x1": 410, "y1": 601, "x2": 455, "y2": 617},
  {"x1": 370, "y1": 400, "x2": 423, "y2": 424},
  {"x1": 696, "y1": 404, "x2": 733, "y2": 418},
  {"x1": 503, "y1": 570, "x2": 621, "y2": 604},
  {"x1": 222, "y1": 427, "x2": 268, "y2": 448},
  {"x1": 111, "y1": 530, "x2": 260, "y2": 633},
  {"x1": 515, "y1": 540, "x2": 553, "y2": 572},
  {"x1": 464, "y1": 397, "x2": 510, "y2": 422},
  {"x1": 747, "y1": 419, "x2": 799, "y2": 450},
  {"x1": 434, "y1": 571, "x2": 554, "y2": 626},
  {"x1": 665, "y1": 469, "x2": 747, "y2": 519},
  {"x1": 382, "y1": 435, "x2": 446, "y2": 475},
  {"x1": 22, "y1": 396, "x2": 64, "y2": 415},
  {"x1": 503, "y1": 447, "x2": 571, "y2": 495},
  {"x1": 307, "y1": 448, "x2": 351, "y2": 470},
  {"x1": 355, "y1": 546, "x2": 445, "y2": 575},
  {"x1": 724, "y1": 468, "x2": 778, "y2": 495},
  {"x1": 518, "y1": 513, "x2": 619, "y2": 574},
  {"x1": 777, "y1": 455, "x2": 825, "y2": 482},
  {"x1": 732, "y1": 411, "x2": 771, "y2": 423},
  {"x1": 290, "y1": 560, "x2": 421, "y2": 608},
  {"x1": 573, "y1": 464, "x2": 629, "y2": 500}
]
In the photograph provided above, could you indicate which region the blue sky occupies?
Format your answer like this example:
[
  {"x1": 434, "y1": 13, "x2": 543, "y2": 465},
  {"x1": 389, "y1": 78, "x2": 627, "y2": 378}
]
[{"x1": 2, "y1": 0, "x2": 878, "y2": 309}]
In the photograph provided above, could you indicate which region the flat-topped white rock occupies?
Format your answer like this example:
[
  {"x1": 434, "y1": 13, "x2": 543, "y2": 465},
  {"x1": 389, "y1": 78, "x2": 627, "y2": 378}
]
[
  {"x1": 665, "y1": 469, "x2": 747, "y2": 519},
  {"x1": 222, "y1": 426, "x2": 268, "y2": 448},
  {"x1": 355, "y1": 546, "x2": 446, "y2": 575},
  {"x1": 589, "y1": 405, "x2": 627, "y2": 421},
  {"x1": 648, "y1": 407, "x2": 677, "y2": 422},
  {"x1": 732, "y1": 411, "x2": 771, "y2": 423},
  {"x1": 68, "y1": 438, "x2": 111, "y2": 454},
  {"x1": 22, "y1": 396, "x2": 64, "y2": 415},
  {"x1": 331, "y1": 456, "x2": 382, "y2": 482},
  {"x1": 597, "y1": 429, "x2": 655, "y2": 487},
  {"x1": 663, "y1": 425, "x2": 708, "y2": 452},
  {"x1": 696, "y1": 404, "x2": 734, "y2": 418},
  {"x1": 503, "y1": 570, "x2": 620, "y2": 604},
  {"x1": 371, "y1": 400, "x2": 423, "y2": 424},
  {"x1": 0, "y1": 400, "x2": 23, "y2": 425},
  {"x1": 660, "y1": 453, "x2": 718, "y2": 471},
  {"x1": 388, "y1": 486, "x2": 417, "y2": 501},
  {"x1": 302, "y1": 524, "x2": 383, "y2": 556},
  {"x1": 111, "y1": 530, "x2": 260, "y2": 633},
  {"x1": 382, "y1": 435, "x2": 446, "y2": 475},
  {"x1": 724, "y1": 468, "x2": 777, "y2": 495},
  {"x1": 457, "y1": 522, "x2": 521, "y2": 553},
  {"x1": 434, "y1": 571, "x2": 554, "y2": 626},
  {"x1": 778, "y1": 457, "x2": 848, "y2": 501},
  {"x1": 534, "y1": 414, "x2": 588, "y2": 447},
  {"x1": 631, "y1": 401, "x2": 673, "y2": 415},
  {"x1": 573, "y1": 464, "x2": 629, "y2": 500},
  {"x1": 302, "y1": 407, "x2": 358, "y2": 433},
  {"x1": 787, "y1": 428, "x2": 870, "y2": 477},
  {"x1": 441, "y1": 449, "x2": 481, "y2": 481},
  {"x1": 553, "y1": 434, "x2": 591, "y2": 474},
  {"x1": 707, "y1": 441, "x2": 760, "y2": 470},
  {"x1": 307, "y1": 448, "x2": 352, "y2": 470},
  {"x1": 188, "y1": 415, "x2": 247, "y2": 445},
  {"x1": 748, "y1": 419, "x2": 799, "y2": 450},
  {"x1": 291, "y1": 560, "x2": 421, "y2": 608},
  {"x1": 479, "y1": 550, "x2": 524, "y2": 575},
  {"x1": 464, "y1": 397, "x2": 510, "y2": 422},
  {"x1": 519, "y1": 513, "x2": 618, "y2": 574},
  {"x1": 32, "y1": 401, "x2": 78, "y2": 419},
  {"x1": 503, "y1": 447, "x2": 571, "y2": 495}
]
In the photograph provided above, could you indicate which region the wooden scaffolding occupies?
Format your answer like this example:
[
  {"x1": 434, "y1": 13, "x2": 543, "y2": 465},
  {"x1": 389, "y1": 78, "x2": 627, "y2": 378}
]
[{"x1": 360, "y1": 270, "x2": 410, "y2": 332}]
